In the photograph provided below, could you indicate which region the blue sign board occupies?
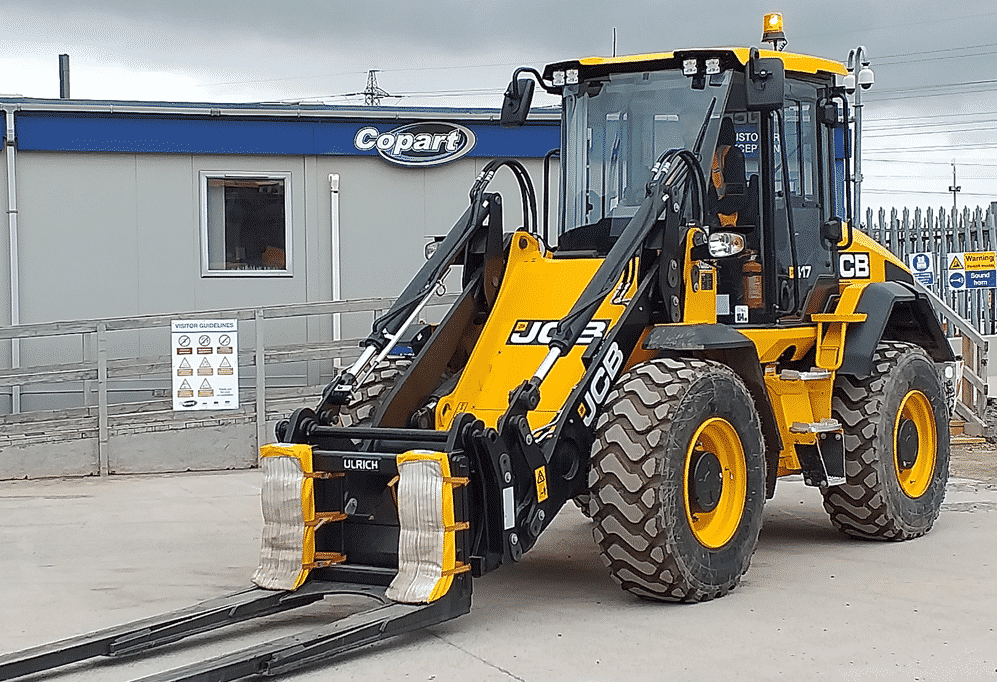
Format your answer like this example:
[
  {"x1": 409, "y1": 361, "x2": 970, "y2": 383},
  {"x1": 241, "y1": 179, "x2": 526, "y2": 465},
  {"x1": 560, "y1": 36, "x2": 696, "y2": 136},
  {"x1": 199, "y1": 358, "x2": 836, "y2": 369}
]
[
  {"x1": 907, "y1": 252, "x2": 934, "y2": 286},
  {"x1": 966, "y1": 270, "x2": 997, "y2": 289},
  {"x1": 14, "y1": 109, "x2": 560, "y2": 160}
]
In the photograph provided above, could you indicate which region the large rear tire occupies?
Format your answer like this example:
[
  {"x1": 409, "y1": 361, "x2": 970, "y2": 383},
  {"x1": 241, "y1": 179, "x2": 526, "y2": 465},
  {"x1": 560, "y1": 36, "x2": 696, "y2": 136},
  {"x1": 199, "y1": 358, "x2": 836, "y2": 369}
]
[
  {"x1": 822, "y1": 342, "x2": 949, "y2": 539},
  {"x1": 588, "y1": 357, "x2": 766, "y2": 602}
]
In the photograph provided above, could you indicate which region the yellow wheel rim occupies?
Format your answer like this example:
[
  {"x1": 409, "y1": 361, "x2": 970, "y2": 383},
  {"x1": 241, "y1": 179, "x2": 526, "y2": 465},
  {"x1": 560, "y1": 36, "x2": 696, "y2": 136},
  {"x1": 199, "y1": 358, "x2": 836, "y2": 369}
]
[
  {"x1": 683, "y1": 418, "x2": 747, "y2": 549},
  {"x1": 894, "y1": 390, "x2": 937, "y2": 498}
]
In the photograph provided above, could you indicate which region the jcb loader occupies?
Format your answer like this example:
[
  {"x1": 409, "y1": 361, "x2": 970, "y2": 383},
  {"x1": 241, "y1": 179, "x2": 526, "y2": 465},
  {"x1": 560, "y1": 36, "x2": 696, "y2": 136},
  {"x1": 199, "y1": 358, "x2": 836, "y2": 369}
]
[{"x1": 0, "y1": 19, "x2": 955, "y2": 681}]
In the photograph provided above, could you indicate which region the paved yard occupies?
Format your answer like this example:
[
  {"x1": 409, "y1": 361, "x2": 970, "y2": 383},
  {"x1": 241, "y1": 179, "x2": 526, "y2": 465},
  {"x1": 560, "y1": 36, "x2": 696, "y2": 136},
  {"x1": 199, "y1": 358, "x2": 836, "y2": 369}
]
[{"x1": 1, "y1": 460, "x2": 994, "y2": 681}]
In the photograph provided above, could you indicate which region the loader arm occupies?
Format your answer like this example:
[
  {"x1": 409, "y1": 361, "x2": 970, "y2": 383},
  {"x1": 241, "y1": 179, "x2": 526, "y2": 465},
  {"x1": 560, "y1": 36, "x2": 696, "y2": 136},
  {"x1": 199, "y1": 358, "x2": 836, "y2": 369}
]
[
  {"x1": 548, "y1": 147, "x2": 707, "y2": 354},
  {"x1": 487, "y1": 148, "x2": 711, "y2": 554},
  {"x1": 311, "y1": 159, "x2": 538, "y2": 418}
]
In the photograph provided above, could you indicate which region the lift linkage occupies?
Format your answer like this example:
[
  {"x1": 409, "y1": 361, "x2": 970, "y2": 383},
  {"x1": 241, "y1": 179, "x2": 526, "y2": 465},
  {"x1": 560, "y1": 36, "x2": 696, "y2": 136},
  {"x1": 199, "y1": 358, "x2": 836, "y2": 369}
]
[{"x1": 0, "y1": 576, "x2": 471, "y2": 681}]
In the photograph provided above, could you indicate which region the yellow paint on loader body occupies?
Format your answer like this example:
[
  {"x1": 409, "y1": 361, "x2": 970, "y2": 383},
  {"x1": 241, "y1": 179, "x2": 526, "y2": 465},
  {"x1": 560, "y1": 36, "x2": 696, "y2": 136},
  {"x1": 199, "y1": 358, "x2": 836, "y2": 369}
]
[
  {"x1": 840, "y1": 230, "x2": 909, "y2": 283},
  {"x1": 549, "y1": 47, "x2": 847, "y2": 79},
  {"x1": 434, "y1": 232, "x2": 636, "y2": 431}
]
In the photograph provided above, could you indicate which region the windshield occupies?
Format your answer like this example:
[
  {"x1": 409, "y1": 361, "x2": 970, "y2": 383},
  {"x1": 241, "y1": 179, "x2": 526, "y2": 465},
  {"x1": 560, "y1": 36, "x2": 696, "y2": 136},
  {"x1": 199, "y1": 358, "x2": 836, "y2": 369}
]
[{"x1": 560, "y1": 69, "x2": 731, "y2": 244}]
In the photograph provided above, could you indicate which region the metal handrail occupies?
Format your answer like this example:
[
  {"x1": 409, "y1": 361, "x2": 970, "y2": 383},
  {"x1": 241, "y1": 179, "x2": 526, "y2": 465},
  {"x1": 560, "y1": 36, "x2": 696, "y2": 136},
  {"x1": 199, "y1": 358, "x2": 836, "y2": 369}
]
[
  {"x1": 0, "y1": 294, "x2": 459, "y2": 477},
  {"x1": 910, "y1": 279, "x2": 988, "y2": 349},
  {"x1": 0, "y1": 297, "x2": 409, "y2": 340}
]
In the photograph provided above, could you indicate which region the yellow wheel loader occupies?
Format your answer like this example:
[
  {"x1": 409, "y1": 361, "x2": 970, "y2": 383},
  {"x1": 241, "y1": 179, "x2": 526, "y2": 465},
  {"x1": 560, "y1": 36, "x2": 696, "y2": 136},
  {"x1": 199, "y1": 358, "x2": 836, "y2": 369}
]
[{"x1": 1, "y1": 18, "x2": 955, "y2": 681}]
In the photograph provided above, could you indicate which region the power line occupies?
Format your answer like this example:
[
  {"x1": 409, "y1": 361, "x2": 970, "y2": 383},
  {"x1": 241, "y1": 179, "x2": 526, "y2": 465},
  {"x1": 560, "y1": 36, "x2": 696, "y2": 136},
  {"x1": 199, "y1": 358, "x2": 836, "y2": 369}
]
[
  {"x1": 864, "y1": 142, "x2": 997, "y2": 152},
  {"x1": 863, "y1": 188, "x2": 996, "y2": 197},
  {"x1": 865, "y1": 116, "x2": 997, "y2": 131},
  {"x1": 876, "y1": 41, "x2": 997, "y2": 60},
  {"x1": 865, "y1": 125, "x2": 997, "y2": 138},
  {"x1": 876, "y1": 50, "x2": 997, "y2": 66},
  {"x1": 275, "y1": 86, "x2": 507, "y2": 105},
  {"x1": 866, "y1": 110, "x2": 997, "y2": 124},
  {"x1": 865, "y1": 89, "x2": 997, "y2": 103},
  {"x1": 795, "y1": 10, "x2": 997, "y2": 42},
  {"x1": 870, "y1": 78, "x2": 997, "y2": 95},
  {"x1": 202, "y1": 59, "x2": 545, "y2": 89},
  {"x1": 862, "y1": 158, "x2": 997, "y2": 167}
]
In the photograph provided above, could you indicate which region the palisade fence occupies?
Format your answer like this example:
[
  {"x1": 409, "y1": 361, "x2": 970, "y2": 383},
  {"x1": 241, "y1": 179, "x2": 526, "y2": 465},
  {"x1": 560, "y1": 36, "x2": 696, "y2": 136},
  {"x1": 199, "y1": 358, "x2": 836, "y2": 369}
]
[
  {"x1": 865, "y1": 202, "x2": 996, "y2": 434},
  {"x1": 865, "y1": 202, "x2": 997, "y2": 332}
]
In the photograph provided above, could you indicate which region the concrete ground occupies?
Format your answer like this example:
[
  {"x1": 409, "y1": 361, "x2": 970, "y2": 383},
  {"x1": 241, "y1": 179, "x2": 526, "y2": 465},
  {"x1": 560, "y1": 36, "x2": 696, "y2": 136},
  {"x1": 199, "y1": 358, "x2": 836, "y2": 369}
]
[{"x1": 1, "y1": 453, "x2": 995, "y2": 682}]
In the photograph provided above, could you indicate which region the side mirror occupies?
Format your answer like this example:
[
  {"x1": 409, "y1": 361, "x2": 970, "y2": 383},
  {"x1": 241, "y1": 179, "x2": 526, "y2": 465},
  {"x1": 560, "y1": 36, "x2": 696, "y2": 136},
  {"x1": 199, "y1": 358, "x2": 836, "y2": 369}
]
[
  {"x1": 821, "y1": 218, "x2": 843, "y2": 246},
  {"x1": 817, "y1": 100, "x2": 840, "y2": 127},
  {"x1": 745, "y1": 48, "x2": 785, "y2": 111},
  {"x1": 500, "y1": 77, "x2": 535, "y2": 127}
]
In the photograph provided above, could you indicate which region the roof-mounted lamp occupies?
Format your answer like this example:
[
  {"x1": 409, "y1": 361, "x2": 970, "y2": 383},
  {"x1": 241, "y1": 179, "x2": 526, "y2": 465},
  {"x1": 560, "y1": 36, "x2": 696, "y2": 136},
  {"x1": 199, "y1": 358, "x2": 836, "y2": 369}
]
[{"x1": 762, "y1": 13, "x2": 787, "y2": 51}]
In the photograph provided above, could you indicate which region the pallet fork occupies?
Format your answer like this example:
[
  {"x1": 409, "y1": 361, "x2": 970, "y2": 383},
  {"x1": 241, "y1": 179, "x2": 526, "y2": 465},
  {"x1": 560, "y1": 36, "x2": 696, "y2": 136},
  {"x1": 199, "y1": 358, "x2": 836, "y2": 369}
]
[{"x1": 0, "y1": 578, "x2": 470, "y2": 681}]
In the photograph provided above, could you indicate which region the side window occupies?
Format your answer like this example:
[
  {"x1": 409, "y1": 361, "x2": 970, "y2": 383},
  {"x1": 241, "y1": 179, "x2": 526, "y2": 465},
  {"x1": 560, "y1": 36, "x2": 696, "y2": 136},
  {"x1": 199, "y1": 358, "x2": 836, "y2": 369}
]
[
  {"x1": 731, "y1": 111, "x2": 761, "y2": 178},
  {"x1": 200, "y1": 172, "x2": 291, "y2": 276},
  {"x1": 799, "y1": 102, "x2": 817, "y2": 202},
  {"x1": 773, "y1": 100, "x2": 817, "y2": 202}
]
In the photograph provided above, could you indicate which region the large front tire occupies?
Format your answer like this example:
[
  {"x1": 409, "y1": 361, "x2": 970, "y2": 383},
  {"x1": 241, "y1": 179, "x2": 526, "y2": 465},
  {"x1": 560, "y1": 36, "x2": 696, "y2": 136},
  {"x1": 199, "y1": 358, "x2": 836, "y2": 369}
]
[
  {"x1": 337, "y1": 359, "x2": 411, "y2": 428},
  {"x1": 588, "y1": 357, "x2": 766, "y2": 602},
  {"x1": 822, "y1": 342, "x2": 950, "y2": 539}
]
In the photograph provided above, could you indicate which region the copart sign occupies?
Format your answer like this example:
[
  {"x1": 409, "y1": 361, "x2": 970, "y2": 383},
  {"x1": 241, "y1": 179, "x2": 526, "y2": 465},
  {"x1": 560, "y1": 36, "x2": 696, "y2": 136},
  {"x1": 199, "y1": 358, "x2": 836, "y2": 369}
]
[{"x1": 354, "y1": 122, "x2": 476, "y2": 167}]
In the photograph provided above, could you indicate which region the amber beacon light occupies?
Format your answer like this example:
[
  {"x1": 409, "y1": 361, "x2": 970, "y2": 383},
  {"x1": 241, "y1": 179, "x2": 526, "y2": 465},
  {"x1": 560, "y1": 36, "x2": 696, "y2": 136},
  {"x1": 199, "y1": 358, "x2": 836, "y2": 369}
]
[{"x1": 762, "y1": 13, "x2": 787, "y2": 50}]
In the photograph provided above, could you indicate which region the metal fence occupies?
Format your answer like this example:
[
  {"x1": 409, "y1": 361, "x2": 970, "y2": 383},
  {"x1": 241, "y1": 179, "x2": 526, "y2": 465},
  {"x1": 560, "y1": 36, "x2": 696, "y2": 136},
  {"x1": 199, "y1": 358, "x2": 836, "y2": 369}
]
[
  {"x1": 865, "y1": 202, "x2": 997, "y2": 334},
  {"x1": 864, "y1": 203, "x2": 995, "y2": 434},
  {"x1": 0, "y1": 296, "x2": 456, "y2": 479}
]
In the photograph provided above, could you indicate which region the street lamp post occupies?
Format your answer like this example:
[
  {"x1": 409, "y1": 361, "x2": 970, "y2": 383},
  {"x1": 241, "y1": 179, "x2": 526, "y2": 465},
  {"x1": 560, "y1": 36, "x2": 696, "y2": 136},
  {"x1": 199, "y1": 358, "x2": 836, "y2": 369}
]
[{"x1": 845, "y1": 47, "x2": 874, "y2": 229}]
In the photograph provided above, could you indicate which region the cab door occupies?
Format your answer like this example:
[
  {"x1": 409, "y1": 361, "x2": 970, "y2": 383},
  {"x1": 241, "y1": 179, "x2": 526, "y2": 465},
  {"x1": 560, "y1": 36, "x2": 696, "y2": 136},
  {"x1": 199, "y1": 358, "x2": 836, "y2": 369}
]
[{"x1": 769, "y1": 79, "x2": 838, "y2": 319}]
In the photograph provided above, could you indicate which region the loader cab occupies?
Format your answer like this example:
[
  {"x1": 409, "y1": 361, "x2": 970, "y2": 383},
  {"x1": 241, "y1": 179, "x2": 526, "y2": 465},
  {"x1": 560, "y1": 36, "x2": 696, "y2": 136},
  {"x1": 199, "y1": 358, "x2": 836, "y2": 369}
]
[
  {"x1": 541, "y1": 49, "x2": 848, "y2": 326},
  {"x1": 719, "y1": 66, "x2": 846, "y2": 325}
]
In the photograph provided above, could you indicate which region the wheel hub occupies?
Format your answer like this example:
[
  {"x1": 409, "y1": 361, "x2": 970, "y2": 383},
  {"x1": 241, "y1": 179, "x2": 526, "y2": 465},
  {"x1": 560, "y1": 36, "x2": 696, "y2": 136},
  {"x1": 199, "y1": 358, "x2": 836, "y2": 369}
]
[
  {"x1": 689, "y1": 450, "x2": 723, "y2": 513},
  {"x1": 896, "y1": 418, "x2": 919, "y2": 470}
]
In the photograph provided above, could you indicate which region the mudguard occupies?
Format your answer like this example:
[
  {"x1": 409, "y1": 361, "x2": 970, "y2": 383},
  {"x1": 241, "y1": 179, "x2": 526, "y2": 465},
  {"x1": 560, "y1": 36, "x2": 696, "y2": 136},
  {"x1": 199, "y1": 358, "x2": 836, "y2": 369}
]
[{"x1": 838, "y1": 281, "x2": 955, "y2": 378}]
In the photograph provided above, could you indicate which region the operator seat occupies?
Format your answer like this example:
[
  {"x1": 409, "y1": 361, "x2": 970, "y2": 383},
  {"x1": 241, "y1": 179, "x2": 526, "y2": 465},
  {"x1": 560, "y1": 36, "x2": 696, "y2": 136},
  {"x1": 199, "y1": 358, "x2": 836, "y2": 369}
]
[{"x1": 709, "y1": 118, "x2": 747, "y2": 228}]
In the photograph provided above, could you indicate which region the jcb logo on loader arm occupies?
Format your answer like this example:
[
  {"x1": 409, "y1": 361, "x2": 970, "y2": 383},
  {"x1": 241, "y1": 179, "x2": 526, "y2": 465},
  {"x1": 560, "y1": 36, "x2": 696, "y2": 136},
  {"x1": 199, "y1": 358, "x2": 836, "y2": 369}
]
[
  {"x1": 507, "y1": 319, "x2": 609, "y2": 346},
  {"x1": 577, "y1": 342, "x2": 625, "y2": 427}
]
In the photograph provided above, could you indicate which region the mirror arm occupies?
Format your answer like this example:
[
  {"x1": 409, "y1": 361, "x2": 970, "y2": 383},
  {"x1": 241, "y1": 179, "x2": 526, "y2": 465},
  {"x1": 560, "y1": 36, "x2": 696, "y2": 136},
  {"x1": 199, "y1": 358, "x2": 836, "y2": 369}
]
[{"x1": 512, "y1": 67, "x2": 559, "y2": 95}]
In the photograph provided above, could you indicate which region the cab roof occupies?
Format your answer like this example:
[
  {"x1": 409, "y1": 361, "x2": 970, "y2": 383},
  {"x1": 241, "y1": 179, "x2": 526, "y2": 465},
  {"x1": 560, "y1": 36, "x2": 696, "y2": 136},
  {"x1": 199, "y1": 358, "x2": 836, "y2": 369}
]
[{"x1": 544, "y1": 47, "x2": 847, "y2": 81}]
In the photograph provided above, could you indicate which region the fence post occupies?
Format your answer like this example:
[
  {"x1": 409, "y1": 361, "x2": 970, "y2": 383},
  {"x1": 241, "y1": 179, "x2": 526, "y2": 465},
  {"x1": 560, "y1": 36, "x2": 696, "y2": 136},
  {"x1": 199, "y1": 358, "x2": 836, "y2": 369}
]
[
  {"x1": 901, "y1": 207, "x2": 910, "y2": 263},
  {"x1": 83, "y1": 331, "x2": 96, "y2": 408},
  {"x1": 889, "y1": 207, "x2": 898, "y2": 258},
  {"x1": 255, "y1": 309, "x2": 267, "y2": 453},
  {"x1": 97, "y1": 321, "x2": 109, "y2": 476},
  {"x1": 989, "y1": 205, "x2": 997, "y2": 334}
]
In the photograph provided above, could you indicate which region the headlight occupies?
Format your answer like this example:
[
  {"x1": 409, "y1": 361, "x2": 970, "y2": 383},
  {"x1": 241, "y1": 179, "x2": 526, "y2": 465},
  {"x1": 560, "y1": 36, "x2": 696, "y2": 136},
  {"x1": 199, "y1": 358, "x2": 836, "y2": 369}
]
[{"x1": 708, "y1": 232, "x2": 746, "y2": 258}]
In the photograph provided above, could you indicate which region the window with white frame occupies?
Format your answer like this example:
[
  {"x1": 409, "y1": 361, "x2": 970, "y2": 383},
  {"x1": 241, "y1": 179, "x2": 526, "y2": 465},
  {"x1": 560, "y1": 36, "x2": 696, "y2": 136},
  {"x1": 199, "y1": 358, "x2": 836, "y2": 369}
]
[{"x1": 201, "y1": 172, "x2": 291, "y2": 275}]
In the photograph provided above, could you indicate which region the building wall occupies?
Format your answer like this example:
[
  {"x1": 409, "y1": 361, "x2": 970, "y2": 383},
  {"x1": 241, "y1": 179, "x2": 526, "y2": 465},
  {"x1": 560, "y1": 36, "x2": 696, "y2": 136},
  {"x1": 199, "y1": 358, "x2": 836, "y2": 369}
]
[{"x1": 3, "y1": 145, "x2": 559, "y2": 411}]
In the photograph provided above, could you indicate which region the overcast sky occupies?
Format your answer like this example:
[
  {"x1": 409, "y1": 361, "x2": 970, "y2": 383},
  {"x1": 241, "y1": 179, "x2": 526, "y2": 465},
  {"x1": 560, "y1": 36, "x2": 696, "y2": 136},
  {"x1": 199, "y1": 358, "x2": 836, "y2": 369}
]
[{"x1": 3, "y1": 0, "x2": 997, "y2": 212}]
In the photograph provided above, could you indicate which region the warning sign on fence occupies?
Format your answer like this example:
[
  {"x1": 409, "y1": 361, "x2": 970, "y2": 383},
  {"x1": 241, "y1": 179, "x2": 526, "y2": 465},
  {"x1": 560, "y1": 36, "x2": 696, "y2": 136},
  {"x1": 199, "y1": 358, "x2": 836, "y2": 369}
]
[
  {"x1": 172, "y1": 320, "x2": 239, "y2": 411},
  {"x1": 947, "y1": 251, "x2": 997, "y2": 290}
]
